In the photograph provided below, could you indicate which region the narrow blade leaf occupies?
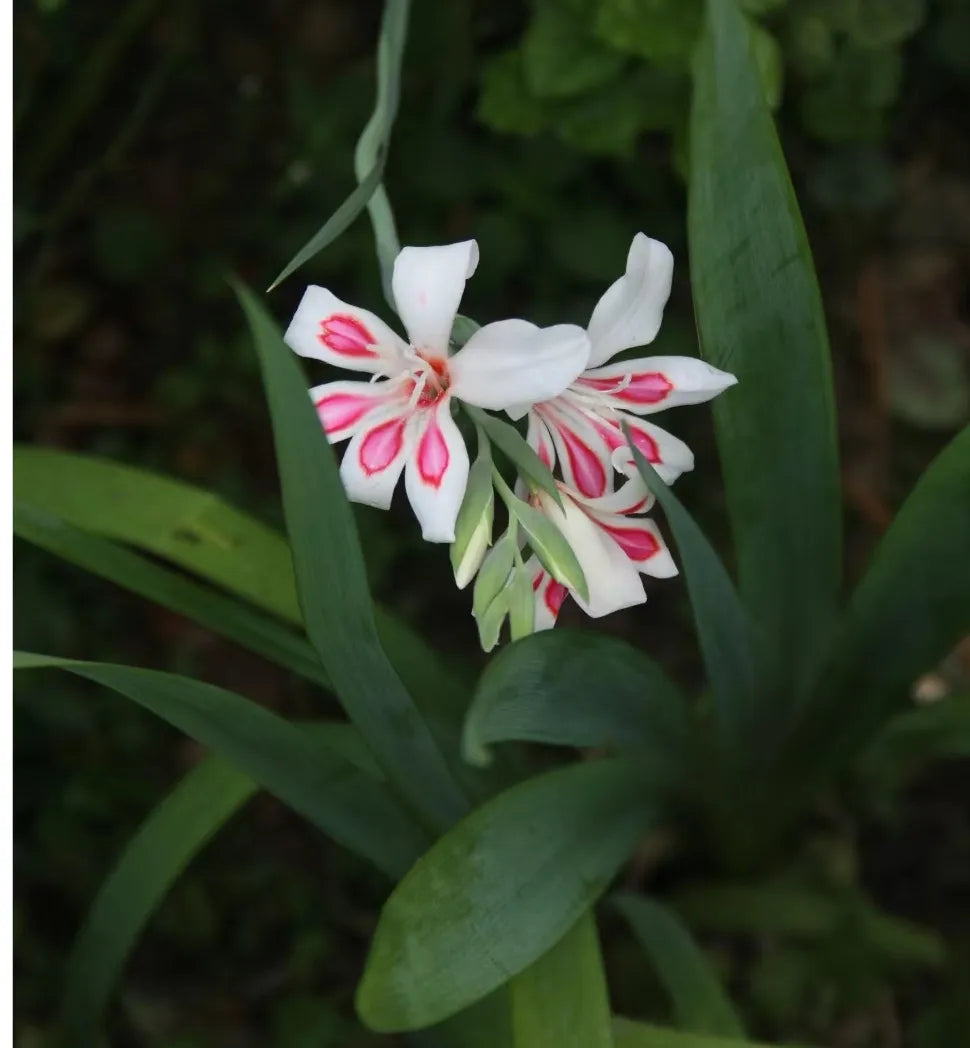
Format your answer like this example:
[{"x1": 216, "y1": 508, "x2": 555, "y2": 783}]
[
  {"x1": 613, "y1": 1017, "x2": 795, "y2": 1048},
  {"x1": 269, "y1": 0, "x2": 410, "y2": 293},
  {"x1": 14, "y1": 654, "x2": 430, "y2": 878},
  {"x1": 689, "y1": 0, "x2": 841, "y2": 695},
  {"x1": 356, "y1": 758, "x2": 654, "y2": 1031},
  {"x1": 613, "y1": 895, "x2": 746, "y2": 1038},
  {"x1": 784, "y1": 426, "x2": 970, "y2": 776},
  {"x1": 627, "y1": 437, "x2": 760, "y2": 763},
  {"x1": 14, "y1": 503, "x2": 329, "y2": 688},
  {"x1": 510, "y1": 914, "x2": 613, "y2": 1048},
  {"x1": 12, "y1": 447, "x2": 475, "y2": 760},
  {"x1": 233, "y1": 281, "x2": 468, "y2": 829},
  {"x1": 463, "y1": 630, "x2": 689, "y2": 771},
  {"x1": 61, "y1": 755, "x2": 257, "y2": 1044}
]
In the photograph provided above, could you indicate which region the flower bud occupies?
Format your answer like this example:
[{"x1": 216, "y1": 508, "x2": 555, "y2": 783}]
[{"x1": 450, "y1": 440, "x2": 494, "y2": 590}]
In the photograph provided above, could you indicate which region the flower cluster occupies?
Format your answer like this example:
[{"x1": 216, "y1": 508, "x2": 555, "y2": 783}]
[{"x1": 284, "y1": 234, "x2": 736, "y2": 648}]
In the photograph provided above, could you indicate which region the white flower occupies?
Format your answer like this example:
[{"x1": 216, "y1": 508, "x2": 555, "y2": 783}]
[
  {"x1": 518, "y1": 233, "x2": 737, "y2": 499},
  {"x1": 284, "y1": 241, "x2": 590, "y2": 542}
]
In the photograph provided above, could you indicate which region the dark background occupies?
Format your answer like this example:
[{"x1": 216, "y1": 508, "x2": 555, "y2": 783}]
[{"x1": 13, "y1": 1, "x2": 970, "y2": 1044}]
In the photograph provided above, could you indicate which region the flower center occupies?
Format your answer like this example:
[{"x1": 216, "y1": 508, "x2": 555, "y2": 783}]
[{"x1": 409, "y1": 352, "x2": 451, "y2": 407}]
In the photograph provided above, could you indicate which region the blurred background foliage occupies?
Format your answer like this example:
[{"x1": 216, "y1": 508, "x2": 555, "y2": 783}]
[{"x1": 12, "y1": 0, "x2": 970, "y2": 1044}]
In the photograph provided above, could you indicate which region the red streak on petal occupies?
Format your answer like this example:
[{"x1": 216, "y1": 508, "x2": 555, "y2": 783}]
[
  {"x1": 359, "y1": 416, "x2": 405, "y2": 476},
  {"x1": 532, "y1": 570, "x2": 545, "y2": 592},
  {"x1": 601, "y1": 524, "x2": 660, "y2": 562},
  {"x1": 315, "y1": 392, "x2": 374, "y2": 434},
  {"x1": 580, "y1": 371, "x2": 672, "y2": 405},
  {"x1": 417, "y1": 413, "x2": 450, "y2": 488},
  {"x1": 629, "y1": 424, "x2": 660, "y2": 463},
  {"x1": 318, "y1": 314, "x2": 378, "y2": 358},
  {"x1": 545, "y1": 579, "x2": 568, "y2": 616},
  {"x1": 557, "y1": 423, "x2": 607, "y2": 498}
]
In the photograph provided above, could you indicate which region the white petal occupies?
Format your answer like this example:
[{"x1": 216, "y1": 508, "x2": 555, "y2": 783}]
[
  {"x1": 586, "y1": 234, "x2": 674, "y2": 368},
  {"x1": 525, "y1": 559, "x2": 567, "y2": 632},
  {"x1": 450, "y1": 321, "x2": 590, "y2": 411},
  {"x1": 391, "y1": 241, "x2": 479, "y2": 354},
  {"x1": 404, "y1": 400, "x2": 470, "y2": 543},
  {"x1": 537, "y1": 400, "x2": 614, "y2": 500},
  {"x1": 339, "y1": 403, "x2": 414, "y2": 510},
  {"x1": 284, "y1": 286, "x2": 408, "y2": 375},
  {"x1": 579, "y1": 505, "x2": 679, "y2": 579},
  {"x1": 592, "y1": 412, "x2": 695, "y2": 485},
  {"x1": 578, "y1": 355, "x2": 737, "y2": 416},
  {"x1": 538, "y1": 493, "x2": 645, "y2": 618},
  {"x1": 575, "y1": 474, "x2": 653, "y2": 516},
  {"x1": 309, "y1": 376, "x2": 411, "y2": 445}
]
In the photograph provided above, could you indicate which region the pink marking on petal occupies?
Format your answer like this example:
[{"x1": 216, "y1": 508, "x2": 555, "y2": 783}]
[
  {"x1": 580, "y1": 371, "x2": 673, "y2": 405},
  {"x1": 556, "y1": 422, "x2": 607, "y2": 498},
  {"x1": 544, "y1": 579, "x2": 568, "y2": 616},
  {"x1": 318, "y1": 314, "x2": 379, "y2": 358},
  {"x1": 601, "y1": 524, "x2": 661, "y2": 563},
  {"x1": 417, "y1": 414, "x2": 450, "y2": 488},
  {"x1": 595, "y1": 416, "x2": 661, "y2": 465},
  {"x1": 315, "y1": 392, "x2": 374, "y2": 435},
  {"x1": 359, "y1": 416, "x2": 406, "y2": 475},
  {"x1": 628, "y1": 424, "x2": 660, "y2": 463},
  {"x1": 532, "y1": 571, "x2": 545, "y2": 592}
]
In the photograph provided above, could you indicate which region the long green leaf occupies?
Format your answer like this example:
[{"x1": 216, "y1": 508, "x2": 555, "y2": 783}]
[
  {"x1": 59, "y1": 721, "x2": 379, "y2": 1045},
  {"x1": 463, "y1": 630, "x2": 689, "y2": 771},
  {"x1": 353, "y1": 0, "x2": 409, "y2": 301},
  {"x1": 13, "y1": 446, "x2": 477, "y2": 795},
  {"x1": 689, "y1": 0, "x2": 841, "y2": 697},
  {"x1": 60, "y1": 754, "x2": 257, "y2": 1044},
  {"x1": 613, "y1": 895, "x2": 745, "y2": 1038},
  {"x1": 509, "y1": 913, "x2": 613, "y2": 1048},
  {"x1": 233, "y1": 281, "x2": 467, "y2": 830},
  {"x1": 14, "y1": 654, "x2": 429, "y2": 878},
  {"x1": 783, "y1": 426, "x2": 970, "y2": 776},
  {"x1": 613, "y1": 1017, "x2": 792, "y2": 1048},
  {"x1": 356, "y1": 758, "x2": 654, "y2": 1031},
  {"x1": 268, "y1": 0, "x2": 410, "y2": 293},
  {"x1": 627, "y1": 440, "x2": 760, "y2": 763},
  {"x1": 674, "y1": 883, "x2": 945, "y2": 966},
  {"x1": 14, "y1": 503, "x2": 330, "y2": 688}
]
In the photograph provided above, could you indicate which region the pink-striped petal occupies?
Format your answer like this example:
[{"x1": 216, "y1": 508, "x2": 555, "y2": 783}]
[
  {"x1": 588, "y1": 412, "x2": 695, "y2": 485},
  {"x1": 579, "y1": 356, "x2": 737, "y2": 416},
  {"x1": 527, "y1": 559, "x2": 567, "y2": 631},
  {"x1": 285, "y1": 286, "x2": 408, "y2": 375},
  {"x1": 580, "y1": 505, "x2": 678, "y2": 579},
  {"x1": 338, "y1": 404, "x2": 414, "y2": 510},
  {"x1": 535, "y1": 492, "x2": 646, "y2": 618},
  {"x1": 309, "y1": 377, "x2": 410, "y2": 444},
  {"x1": 404, "y1": 400, "x2": 470, "y2": 543},
  {"x1": 539, "y1": 400, "x2": 613, "y2": 499}
]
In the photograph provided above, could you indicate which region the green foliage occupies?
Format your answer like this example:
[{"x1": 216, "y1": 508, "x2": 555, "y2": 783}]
[
  {"x1": 689, "y1": 0, "x2": 841, "y2": 704},
  {"x1": 509, "y1": 915, "x2": 614, "y2": 1048},
  {"x1": 614, "y1": 895, "x2": 746, "y2": 1037},
  {"x1": 475, "y1": 0, "x2": 925, "y2": 165},
  {"x1": 356, "y1": 758, "x2": 654, "y2": 1030},
  {"x1": 464, "y1": 629, "x2": 688, "y2": 767}
]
